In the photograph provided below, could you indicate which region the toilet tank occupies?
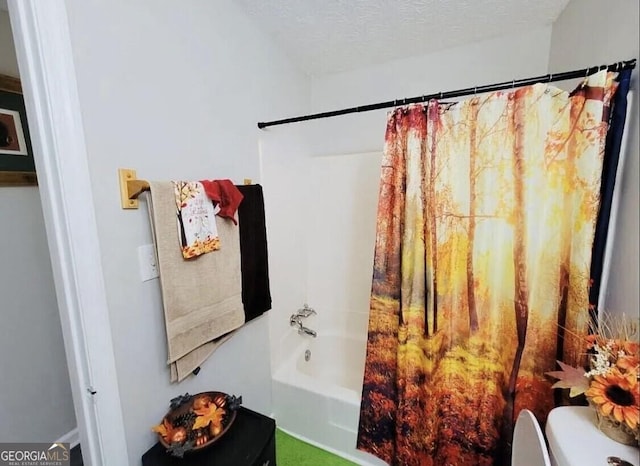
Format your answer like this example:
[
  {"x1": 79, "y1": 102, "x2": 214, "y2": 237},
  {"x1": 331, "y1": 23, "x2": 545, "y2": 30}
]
[{"x1": 546, "y1": 406, "x2": 639, "y2": 466}]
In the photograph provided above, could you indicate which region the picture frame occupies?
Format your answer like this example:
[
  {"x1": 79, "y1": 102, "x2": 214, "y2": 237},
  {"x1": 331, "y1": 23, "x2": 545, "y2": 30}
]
[{"x1": 0, "y1": 73, "x2": 37, "y2": 186}]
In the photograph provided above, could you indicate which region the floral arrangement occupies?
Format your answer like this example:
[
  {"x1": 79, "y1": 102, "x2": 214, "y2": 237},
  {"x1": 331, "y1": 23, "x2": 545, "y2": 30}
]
[{"x1": 546, "y1": 317, "x2": 639, "y2": 445}]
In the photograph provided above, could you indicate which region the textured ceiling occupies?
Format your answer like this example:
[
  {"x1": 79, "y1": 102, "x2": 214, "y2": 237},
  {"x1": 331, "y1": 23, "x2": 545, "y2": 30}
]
[{"x1": 232, "y1": 0, "x2": 570, "y2": 76}]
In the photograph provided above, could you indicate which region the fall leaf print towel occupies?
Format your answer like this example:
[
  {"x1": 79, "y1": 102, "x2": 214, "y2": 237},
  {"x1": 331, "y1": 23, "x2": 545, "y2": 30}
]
[{"x1": 173, "y1": 181, "x2": 221, "y2": 259}]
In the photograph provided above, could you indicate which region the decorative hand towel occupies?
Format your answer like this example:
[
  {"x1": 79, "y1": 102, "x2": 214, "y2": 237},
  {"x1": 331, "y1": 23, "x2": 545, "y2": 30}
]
[
  {"x1": 237, "y1": 184, "x2": 272, "y2": 322},
  {"x1": 147, "y1": 181, "x2": 245, "y2": 382},
  {"x1": 174, "y1": 181, "x2": 220, "y2": 259},
  {"x1": 200, "y1": 179, "x2": 244, "y2": 225}
]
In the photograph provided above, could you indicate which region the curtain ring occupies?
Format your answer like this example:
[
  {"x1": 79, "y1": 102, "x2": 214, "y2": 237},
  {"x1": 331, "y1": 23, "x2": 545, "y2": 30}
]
[
  {"x1": 473, "y1": 86, "x2": 477, "y2": 96},
  {"x1": 512, "y1": 79, "x2": 516, "y2": 88},
  {"x1": 439, "y1": 91, "x2": 443, "y2": 99},
  {"x1": 549, "y1": 73, "x2": 553, "y2": 82}
]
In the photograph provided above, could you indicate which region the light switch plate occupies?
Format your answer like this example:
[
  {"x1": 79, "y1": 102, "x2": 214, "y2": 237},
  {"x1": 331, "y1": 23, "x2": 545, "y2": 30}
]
[{"x1": 137, "y1": 244, "x2": 158, "y2": 281}]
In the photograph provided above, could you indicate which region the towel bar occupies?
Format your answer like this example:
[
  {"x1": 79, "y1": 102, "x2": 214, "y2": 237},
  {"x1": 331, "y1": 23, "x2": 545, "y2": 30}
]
[{"x1": 118, "y1": 168, "x2": 253, "y2": 209}]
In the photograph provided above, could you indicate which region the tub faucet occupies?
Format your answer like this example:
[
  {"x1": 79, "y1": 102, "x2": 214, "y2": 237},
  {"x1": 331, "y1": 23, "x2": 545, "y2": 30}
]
[
  {"x1": 290, "y1": 304, "x2": 317, "y2": 337},
  {"x1": 298, "y1": 326, "x2": 317, "y2": 338}
]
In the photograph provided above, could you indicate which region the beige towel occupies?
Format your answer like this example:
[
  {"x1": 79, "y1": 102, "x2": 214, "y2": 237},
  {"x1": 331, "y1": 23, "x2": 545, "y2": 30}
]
[{"x1": 147, "y1": 181, "x2": 245, "y2": 382}]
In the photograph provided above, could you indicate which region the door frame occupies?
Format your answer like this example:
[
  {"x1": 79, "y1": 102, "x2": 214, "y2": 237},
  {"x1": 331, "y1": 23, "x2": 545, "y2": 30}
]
[{"x1": 8, "y1": 1, "x2": 128, "y2": 464}]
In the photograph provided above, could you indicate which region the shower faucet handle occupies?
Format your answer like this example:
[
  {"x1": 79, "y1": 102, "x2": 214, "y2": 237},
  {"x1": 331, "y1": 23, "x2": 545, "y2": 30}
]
[
  {"x1": 296, "y1": 304, "x2": 316, "y2": 318},
  {"x1": 290, "y1": 305, "x2": 318, "y2": 337}
]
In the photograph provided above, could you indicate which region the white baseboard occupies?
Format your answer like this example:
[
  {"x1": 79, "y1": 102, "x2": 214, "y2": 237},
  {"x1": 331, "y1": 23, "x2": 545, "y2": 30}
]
[{"x1": 56, "y1": 427, "x2": 80, "y2": 448}]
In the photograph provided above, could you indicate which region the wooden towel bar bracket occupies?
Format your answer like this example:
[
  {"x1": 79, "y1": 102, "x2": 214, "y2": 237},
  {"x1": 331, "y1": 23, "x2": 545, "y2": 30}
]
[
  {"x1": 118, "y1": 168, "x2": 150, "y2": 209},
  {"x1": 118, "y1": 168, "x2": 252, "y2": 209}
]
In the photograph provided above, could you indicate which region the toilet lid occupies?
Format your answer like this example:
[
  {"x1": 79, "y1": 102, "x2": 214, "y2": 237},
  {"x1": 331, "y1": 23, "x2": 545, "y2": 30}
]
[{"x1": 512, "y1": 409, "x2": 551, "y2": 466}]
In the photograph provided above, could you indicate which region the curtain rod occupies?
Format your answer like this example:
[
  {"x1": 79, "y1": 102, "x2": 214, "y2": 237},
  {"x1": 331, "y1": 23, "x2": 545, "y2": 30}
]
[{"x1": 257, "y1": 59, "x2": 636, "y2": 129}]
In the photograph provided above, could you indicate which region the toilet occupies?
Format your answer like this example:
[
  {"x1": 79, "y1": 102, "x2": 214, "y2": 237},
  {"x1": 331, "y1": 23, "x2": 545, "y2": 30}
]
[
  {"x1": 546, "y1": 406, "x2": 639, "y2": 466},
  {"x1": 512, "y1": 409, "x2": 551, "y2": 466}
]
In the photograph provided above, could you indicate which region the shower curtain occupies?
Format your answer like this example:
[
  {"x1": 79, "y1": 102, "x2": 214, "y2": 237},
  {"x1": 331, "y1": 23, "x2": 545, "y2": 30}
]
[{"x1": 356, "y1": 70, "x2": 624, "y2": 466}]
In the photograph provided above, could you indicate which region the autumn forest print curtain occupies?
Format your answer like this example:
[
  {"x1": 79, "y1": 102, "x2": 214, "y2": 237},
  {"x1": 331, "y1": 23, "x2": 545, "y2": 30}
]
[{"x1": 357, "y1": 70, "x2": 622, "y2": 466}]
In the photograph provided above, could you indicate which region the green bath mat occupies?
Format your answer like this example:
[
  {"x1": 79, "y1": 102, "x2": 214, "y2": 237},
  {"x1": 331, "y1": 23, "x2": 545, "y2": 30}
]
[{"x1": 276, "y1": 429, "x2": 357, "y2": 465}]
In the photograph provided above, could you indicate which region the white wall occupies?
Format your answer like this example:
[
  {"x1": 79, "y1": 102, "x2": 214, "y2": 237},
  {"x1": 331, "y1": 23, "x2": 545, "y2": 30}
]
[
  {"x1": 268, "y1": 27, "x2": 553, "y2": 351},
  {"x1": 62, "y1": 0, "x2": 310, "y2": 462},
  {"x1": 0, "y1": 10, "x2": 18, "y2": 77},
  {"x1": 259, "y1": 128, "x2": 312, "y2": 367},
  {"x1": 308, "y1": 26, "x2": 553, "y2": 156},
  {"x1": 549, "y1": 0, "x2": 639, "y2": 321},
  {"x1": 0, "y1": 10, "x2": 76, "y2": 442},
  {"x1": 19, "y1": 0, "x2": 636, "y2": 458}
]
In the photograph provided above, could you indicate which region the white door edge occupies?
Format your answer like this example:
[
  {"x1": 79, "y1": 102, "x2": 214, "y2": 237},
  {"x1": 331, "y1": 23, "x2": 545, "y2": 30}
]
[{"x1": 8, "y1": 1, "x2": 128, "y2": 464}]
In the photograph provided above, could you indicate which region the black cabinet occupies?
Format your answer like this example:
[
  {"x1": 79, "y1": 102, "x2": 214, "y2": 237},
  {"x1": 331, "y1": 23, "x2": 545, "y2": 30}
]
[{"x1": 142, "y1": 407, "x2": 276, "y2": 466}]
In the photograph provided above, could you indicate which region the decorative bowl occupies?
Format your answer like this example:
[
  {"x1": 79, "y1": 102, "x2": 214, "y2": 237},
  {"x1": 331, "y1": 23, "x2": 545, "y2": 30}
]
[{"x1": 152, "y1": 391, "x2": 242, "y2": 457}]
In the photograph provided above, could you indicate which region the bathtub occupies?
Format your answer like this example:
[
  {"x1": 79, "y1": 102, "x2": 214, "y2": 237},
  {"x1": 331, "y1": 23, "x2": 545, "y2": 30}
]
[{"x1": 271, "y1": 313, "x2": 387, "y2": 466}]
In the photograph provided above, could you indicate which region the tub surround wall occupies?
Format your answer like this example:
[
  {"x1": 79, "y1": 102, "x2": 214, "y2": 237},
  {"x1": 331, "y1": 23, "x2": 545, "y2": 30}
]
[
  {"x1": 305, "y1": 151, "x2": 382, "y2": 326},
  {"x1": 62, "y1": 0, "x2": 310, "y2": 461},
  {"x1": 261, "y1": 145, "x2": 382, "y2": 373}
]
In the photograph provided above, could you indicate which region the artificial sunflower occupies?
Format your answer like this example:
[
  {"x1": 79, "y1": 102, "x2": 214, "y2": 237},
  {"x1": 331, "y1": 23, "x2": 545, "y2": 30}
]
[
  {"x1": 617, "y1": 353, "x2": 640, "y2": 373},
  {"x1": 585, "y1": 368, "x2": 640, "y2": 431}
]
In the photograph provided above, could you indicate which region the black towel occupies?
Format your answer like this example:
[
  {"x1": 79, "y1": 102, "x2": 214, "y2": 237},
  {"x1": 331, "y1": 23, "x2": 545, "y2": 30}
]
[{"x1": 236, "y1": 184, "x2": 272, "y2": 322}]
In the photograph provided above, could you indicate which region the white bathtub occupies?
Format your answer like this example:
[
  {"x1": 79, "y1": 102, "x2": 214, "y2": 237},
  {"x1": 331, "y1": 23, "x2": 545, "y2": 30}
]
[{"x1": 271, "y1": 315, "x2": 387, "y2": 466}]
